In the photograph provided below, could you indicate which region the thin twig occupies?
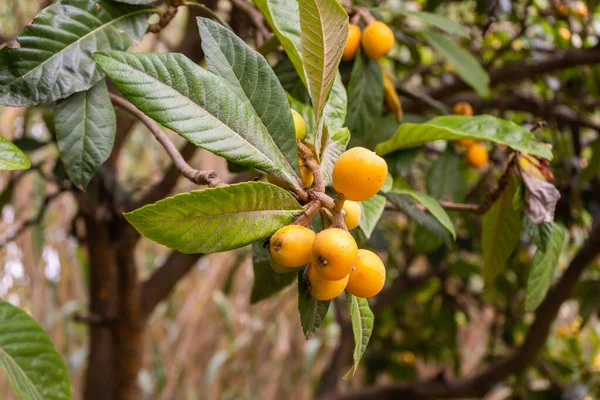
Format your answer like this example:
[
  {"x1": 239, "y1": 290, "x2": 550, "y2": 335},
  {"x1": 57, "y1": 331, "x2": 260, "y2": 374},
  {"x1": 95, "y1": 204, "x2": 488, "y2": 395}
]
[
  {"x1": 109, "y1": 93, "x2": 223, "y2": 188},
  {"x1": 293, "y1": 201, "x2": 322, "y2": 227}
]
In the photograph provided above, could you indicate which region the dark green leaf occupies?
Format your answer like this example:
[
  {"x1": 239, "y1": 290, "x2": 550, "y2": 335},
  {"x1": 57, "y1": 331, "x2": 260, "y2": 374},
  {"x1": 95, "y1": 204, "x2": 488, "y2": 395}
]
[
  {"x1": 0, "y1": 0, "x2": 152, "y2": 106},
  {"x1": 250, "y1": 241, "x2": 297, "y2": 304},
  {"x1": 274, "y1": 58, "x2": 310, "y2": 103},
  {"x1": 0, "y1": 300, "x2": 72, "y2": 400},
  {"x1": 524, "y1": 219, "x2": 553, "y2": 252},
  {"x1": 197, "y1": 17, "x2": 300, "y2": 175},
  {"x1": 344, "y1": 294, "x2": 374, "y2": 379},
  {"x1": 427, "y1": 148, "x2": 468, "y2": 202},
  {"x1": 55, "y1": 80, "x2": 116, "y2": 189},
  {"x1": 11, "y1": 138, "x2": 49, "y2": 153},
  {"x1": 124, "y1": 182, "x2": 303, "y2": 254},
  {"x1": 372, "y1": 8, "x2": 469, "y2": 37},
  {"x1": 391, "y1": 188, "x2": 456, "y2": 239},
  {"x1": 93, "y1": 51, "x2": 301, "y2": 189},
  {"x1": 359, "y1": 194, "x2": 386, "y2": 239},
  {"x1": 580, "y1": 140, "x2": 600, "y2": 185},
  {"x1": 482, "y1": 176, "x2": 523, "y2": 285},
  {"x1": 376, "y1": 115, "x2": 553, "y2": 160},
  {"x1": 298, "y1": 266, "x2": 330, "y2": 339},
  {"x1": 0, "y1": 137, "x2": 30, "y2": 170},
  {"x1": 525, "y1": 224, "x2": 566, "y2": 311}
]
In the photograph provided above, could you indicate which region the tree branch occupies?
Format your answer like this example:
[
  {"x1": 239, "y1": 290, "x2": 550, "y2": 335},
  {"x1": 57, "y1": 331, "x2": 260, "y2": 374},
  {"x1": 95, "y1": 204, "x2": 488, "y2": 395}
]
[{"x1": 326, "y1": 219, "x2": 600, "y2": 400}]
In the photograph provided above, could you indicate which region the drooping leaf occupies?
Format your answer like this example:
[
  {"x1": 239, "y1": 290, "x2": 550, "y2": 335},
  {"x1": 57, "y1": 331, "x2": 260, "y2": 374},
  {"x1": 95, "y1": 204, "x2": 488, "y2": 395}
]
[
  {"x1": 525, "y1": 224, "x2": 566, "y2": 311},
  {"x1": 124, "y1": 182, "x2": 303, "y2": 254},
  {"x1": 391, "y1": 188, "x2": 456, "y2": 239},
  {"x1": 54, "y1": 80, "x2": 116, "y2": 189},
  {"x1": 255, "y1": 0, "x2": 306, "y2": 86},
  {"x1": 373, "y1": 8, "x2": 469, "y2": 37},
  {"x1": 299, "y1": 0, "x2": 348, "y2": 128},
  {"x1": 197, "y1": 17, "x2": 300, "y2": 175},
  {"x1": 93, "y1": 51, "x2": 301, "y2": 188},
  {"x1": 0, "y1": 0, "x2": 152, "y2": 106},
  {"x1": 250, "y1": 241, "x2": 297, "y2": 304},
  {"x1": 320, "y1": 126, "x2": 350, "y2": 185},
  {"x1": 376, "y1": 115, "x2": 553, "y2": 160},
  {"x1": 358, "y1": 195, "x2": 386, "y2": 239},
  {"x1": 0, "y1": 137, "x2": 30, "y2": 171},
  {"x1": 427, "y1": 148, "x2": 468, "y2": 202},
  {"x1": 521, "y1": 171, "x2": 560, "y2": 224},
  {"x1": 482, "y1": 176, "x2": 523, "y2": 285},
  {"x1": 421, "y1": 30, "x2": 490, "y2": 97},
  {"x1": 524, "y1": 218, "x2": 554, "y2": 252},
  {"x1": 0, "y1": 300, "x2": 72, "y2": 400},
  {"x1": 343, "y1": 294, "x2": 374, "y2": 379},
  {"x1": 345, "y1": 53, "x2": 384, "y2": 147},
  {"x1": 298, "y1": 266, "x2": 330, "y2": 339}
]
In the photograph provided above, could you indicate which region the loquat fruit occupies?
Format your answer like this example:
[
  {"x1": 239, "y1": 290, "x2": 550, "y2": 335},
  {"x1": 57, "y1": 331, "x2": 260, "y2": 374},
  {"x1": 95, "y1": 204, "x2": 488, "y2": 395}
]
[
  {"x1": 457, "y1": 139, "x2": 477, "y2": 147},
  {"x1": 361, "y1": 21, "x2": 394, "y2": 60},
  {"x1": 332, "y1": 147, "x2": 388, "y2": 201},
  {"x1": 298, "y1": 157, "x2": 314, "y2": 188},
  {"x1": 343, "y1": 23, "x2": 361, "y2": 61},
  {"x1": 291, "y1": 109, "x2": 307, "y2": 141},
  {"x1": 346, "y1": 249, "x2": 386, "y2": 298},
  {"x1": 270, "y1": 256, "x2": 296, "y2": 274},
  {"x1": 307, "y1": 263, "x2": 349, "y2": 301},
  {"x1": 342, "y1": 200, "x2": 361, "y2": 230},
  {"x1": 452, "y1": 102, "x2": 473, "y2": 116},
  {"x1": 270, "y1": 225, "x2": 315, "y2": 268},
  {"x1": 465, "y1": 143, "x2": 489, "y2": 168},
  {"x1": 312, "y1": 228, "x2": 358, "y2": 281}
]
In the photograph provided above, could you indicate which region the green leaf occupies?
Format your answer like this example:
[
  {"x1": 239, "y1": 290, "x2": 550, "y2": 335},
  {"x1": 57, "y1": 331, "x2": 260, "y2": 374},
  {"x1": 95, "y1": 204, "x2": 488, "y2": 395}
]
[
  {"x1": 0, "y1": 0, "x2": 152, "y2": 106},
  {"x1": 524, "y1": 219, "x2": 554, "y2": 252},
  {"x1": 345, "y1": 54, "x2": 384, "y2": 146},
  {"x1": 374, "y1": 8, "x2": 469, "y2": 37},
  {"x1": 0, "y1": 300, "x2": 72, "y2": 400},
  {"x1": 317, "y1": 73, "x2": 348, "y2": 160},
  {"x1": 54, "y1": 80, "x2": 116, "y2": 189},
  {"x1": 0, "y1": 137, "x2": 30, "y2": 171},
  {"x1": 113, "y1": 0, "x2": 154, "y2": 3},
  {"x1": 299, "y1": 0, "x2": 348, "y2": 128},
  {"x1": 579, "y1": 140, "x2": 600, "y2": 185},
  {"x1": 421, "y1": 30, "x2": 490, "y2": 97},
  {"x1": 525, "y1": 224, "x2": 566, "y2": 311},
  {"x1": 320, "y1": 126, "x2": 350, "y2": 185},
  {"x1": 197, "y1": 17, "x2": 300, "y2": 175},
  {"x1": 343, "y1": 294, "x2": 374, "y2": 379},
  {"x1": 255, "y1": 0, "x2": 306, "y2": 86},
  {"x1": 376, "y1": 115, "x2": 553, "y2": 160},
  {"x1": 93, "y1": 51, "x2": 301, "y2": 188},
  {"x1": 426, "y1": 148, "x2": 468, "y2": 202},
  {"x1": 482, "y1": 176, "x2": 523, "y2": 285},
  {"x1": 391, "y1": 188, "x2": 456, "y2": 239},
  {"x1": 275, "y1": 58, "x2": 310, "y2": 103},
  {"x1": 298, "y1": 266, "x2": 330, "y2": 339},
  {"x1": 359, "y1": 195, "x2": 386, "y2": 239},
  {"x1": 124, "y1": 182, "x2": 303, "y2": 254},
  {"x1": 250, "y1": 241, "x2": 297, "y2": 304}
]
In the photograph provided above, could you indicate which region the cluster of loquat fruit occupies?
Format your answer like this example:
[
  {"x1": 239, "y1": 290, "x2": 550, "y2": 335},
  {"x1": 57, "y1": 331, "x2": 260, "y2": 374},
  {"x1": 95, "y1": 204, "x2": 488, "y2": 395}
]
[
  {"x1": 453, "y1": 102, "x2": 489, "y2": 169},
  {"x1": 343, "y1": 20, "x2": 395, "y2": 61},
  {"x1": 266, "y1": 111, "x2": 388, "y2": 301}
]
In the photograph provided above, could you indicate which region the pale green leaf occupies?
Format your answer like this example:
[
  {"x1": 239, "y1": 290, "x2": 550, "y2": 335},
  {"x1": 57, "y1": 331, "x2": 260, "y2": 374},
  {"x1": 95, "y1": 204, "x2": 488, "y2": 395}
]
[
  {"x1": 525, "y1": 224, "x2": 566, "y2": 311},
  {"x1": 0, "y1": 137, "x2": 30, "y2": 171},
  {"x1": 343, "y1": 294, "x2": 374, "y2": 379},
  {"x1": 421, "y1": 30, "x2": 489, "y2": 97},
  {"x1": 0, "y1": 0, "x2": 152, "y2": 106},
  {"x1": 374, "y1": 8, "x2": 469, "y2": 37},
  {"x1": 197, "y1": 18, "x2": 300, "y2": 175},
  {"x1": 124, "y1": 182, "x2": 303, "y2": 254},
  {"x1": 391, "y1": 188, "x2": 456, "y2": 239},
  {"x1": 320, "y1": 126, "x2": 350, "y2": 185},
  {"x1": 250, "y1": 241, "x2": 297, "y2": 304},
  {"x1": 0, "y1": 301, "x2": 72, "y2": 400},
  {"x1": 316, "y1": 73, "x2": 348, "y2": 159},
  {"x1": 55, "y1": 80, "x2": 116, "y2": 189},
  {"x1": 298, "y1": 266, "x2": 330, "y2": 339},
  {"x1": 376, "y1": 115, "x2": 553, "y2": 160},
  {"x1": 93, "y1": 51, "x2": 301, "y2": 188},
  {"x1": 482, "y1": 176, "x2": 523, "y2": 284},
  {"x1": 359, "y1": 195, "x2": 386, "y2": 239}
]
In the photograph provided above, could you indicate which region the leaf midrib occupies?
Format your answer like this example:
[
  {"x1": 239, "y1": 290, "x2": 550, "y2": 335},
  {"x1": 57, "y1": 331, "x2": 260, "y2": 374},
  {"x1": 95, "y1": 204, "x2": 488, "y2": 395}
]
[{"x1": 133, "y1": 208, "x2": 302, "y2": 224}]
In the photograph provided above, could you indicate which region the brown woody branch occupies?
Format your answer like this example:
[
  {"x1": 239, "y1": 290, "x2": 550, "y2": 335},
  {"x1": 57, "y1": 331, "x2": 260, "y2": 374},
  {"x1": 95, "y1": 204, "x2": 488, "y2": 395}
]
[
  {"x1": 326, "y1": 219, "x2": 600, "y2": 400},
  {"x1": 109, "y1": 93, "x2": 222, "y2": 188}
]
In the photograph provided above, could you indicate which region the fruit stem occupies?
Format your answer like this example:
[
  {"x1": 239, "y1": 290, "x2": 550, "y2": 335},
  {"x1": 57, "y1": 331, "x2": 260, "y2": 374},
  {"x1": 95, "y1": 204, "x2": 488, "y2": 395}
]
[
  {"x1": 293, "y1": 200, "x2": 322, "y2": 226},
  {"x1": 297, "y1": 141, "x2": 325, "y2": 193}
]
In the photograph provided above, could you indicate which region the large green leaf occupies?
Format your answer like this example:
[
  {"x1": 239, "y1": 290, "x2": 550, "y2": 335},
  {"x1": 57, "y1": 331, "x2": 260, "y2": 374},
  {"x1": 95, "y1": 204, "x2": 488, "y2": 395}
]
[
  {"x1": 426, "y1": 148, "x2": 468, "y2": 202},
  {"x1": 298, "y1": 266, "x2": 330, "y2": 339},
  {"x1": 524, "y1": 219, "x2": 554, "y2": 252},
  {"x1": 374, "y1": 8, "x2": 469, "y2": 37},
  {"x1": 391, "y1": 188, "x2": 456, "y2": 239},
  {"x1": 0, "y1": 301, "x2": 71, "y2": 400},
  {"x1": 299, "y1": 0, "x2": 348, "y2": 129},
  {"x1": 525, "y1": 224, "x2": 566, "y2": 311},
  {"x1": 317, "y1": 73, "x2": 348, "y2": 161},
  {"x1": 250, "y1": 241, "x2": 297, "y2": 304},
  {"x1": 421, "y1": 30, "x2": 490, "y2": 97},
  {"x1": 255, "y1": 0, "x2": 306, "y2": 86},
  {"x1": 359, "y1": 195, "x2": 386, "y2": 239},
  {"x1": 93, "y1": 51, "x2": 301, "y2": 188},
  {"x1": 54, "y1": 80, "x2": 116, "y2": 189},
  {"x1": 0, "y1": 0, "x2": 152, "y2": 106},
  {"x1": 197, "y1": 17, "x2": 300, "y2": 175},
  {"x1": 482, "y1": 176, "x2": 523, "y2": 285},
  {"x1": 376, "y1": 115, "x2": 553, "y2": 160},
  {"x1": 344, "y1": 294, "x2": 374, "y2": 379},
  {"x1": 124, "y1": 182, "x2": 303, "y2": 254},
  {"x1": 345, "y1": 53, "x2": 384, "y2": 147},
  {"x1": 0, "y1": 137, "x2": 30, "y2": 171}
]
